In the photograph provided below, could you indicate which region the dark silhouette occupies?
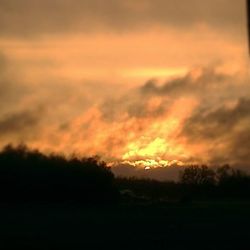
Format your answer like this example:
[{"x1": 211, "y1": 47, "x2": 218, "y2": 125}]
[
  {"x1": 180, "y1": 165, "x2": 216, "y2": 186},
  {"x1": 0, "y1": 145, "x2": 249, "y2": 249},
  {"x1": 0, "y1": 144, "x2": 119, "y2": 203},
  {"x1": 0, "y1": 144, "x2": 249, "y2": 204},
  {"x1": 116, "y1": 177, "x2": 181, "y2": 203},
  {"x1": 116, "y1": 165, "x2": 250, "y2": 202},
  {"x1": 180, "y1": 165, "x2": 250, "y2": 200},
  {"x1": 216, "y1": 165, "x2": 250, "y2": 199}
]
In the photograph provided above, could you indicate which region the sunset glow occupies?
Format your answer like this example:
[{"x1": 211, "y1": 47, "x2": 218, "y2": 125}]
[{"x1": 0, "y1": 0, "x2": 249, "y2": 179}]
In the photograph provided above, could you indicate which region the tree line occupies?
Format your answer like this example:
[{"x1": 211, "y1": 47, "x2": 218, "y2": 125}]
[
  {"x1": 117, "y1": 165, "x2": 250, "y2": 202},
  {"x1": 0, "y1": 144, "x2": 118, "y2": 203},
  {"x1": 0, "y1": 145, "x2": 249, "y2": 203}
]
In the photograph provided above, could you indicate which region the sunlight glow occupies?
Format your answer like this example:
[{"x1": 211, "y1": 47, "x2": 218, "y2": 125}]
[
  {"x1": 117, "y1": 158, "x2": 184, "y2": 169},
  {"x1": 122, "y1": 137, "x2": 168, "y2": 159},
  {"x1": 123, "y1": 67, "x2": 188, "y2": 78}
]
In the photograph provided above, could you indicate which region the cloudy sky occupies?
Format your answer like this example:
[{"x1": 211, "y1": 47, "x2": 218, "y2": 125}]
[{"x1": 0, "y1": 0, "x2": 249, "y2": 179}]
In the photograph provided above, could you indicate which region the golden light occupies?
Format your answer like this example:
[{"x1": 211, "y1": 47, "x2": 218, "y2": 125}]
[
  {"x1": 122, "y1": 137, "x2": 168, "y2": 160},
  {"x1": 122, "y1": 67, "x2": 188, "y2": 79}
]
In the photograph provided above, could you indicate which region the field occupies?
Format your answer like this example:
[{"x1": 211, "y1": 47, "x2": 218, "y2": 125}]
[{"x1": 0, "y1": 201, "x2": 249, "y2": 250}]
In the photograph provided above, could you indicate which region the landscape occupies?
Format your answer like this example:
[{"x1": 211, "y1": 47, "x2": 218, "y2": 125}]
[{"x1": 0, "y1": 0, "x2": 250, "y2": 249}]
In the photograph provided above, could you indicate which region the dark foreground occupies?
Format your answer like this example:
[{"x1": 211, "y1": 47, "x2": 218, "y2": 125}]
[{"x1": 0, "y1": 201, "x2": 249, "y2": 250}]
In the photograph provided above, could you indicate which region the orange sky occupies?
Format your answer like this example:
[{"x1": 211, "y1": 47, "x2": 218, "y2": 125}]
[{"x1": 0, "y1": 0, "x2": 249, "y2": 178}]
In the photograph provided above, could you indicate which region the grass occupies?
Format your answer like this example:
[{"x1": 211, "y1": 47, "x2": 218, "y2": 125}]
[{"x1": 0, "y1": 201, "x2": 249, "y2": 249}]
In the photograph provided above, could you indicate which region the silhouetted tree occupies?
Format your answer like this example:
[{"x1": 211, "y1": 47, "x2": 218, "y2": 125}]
[
  {"x1": 179, "y1": 165, "x2": 217, "y2": 200},
  {"x1": 180, "y1": 165, "x2": 216, "y2": 186},
  {"x1": 216, "y1": 165, "x2": 250, "y2": 199},
  {"x1": 0, "y1": 144, "x2": 119, "y2": 203},
  {"x1": 216, "y1": 164, "x2": 232, "y2": 184}
]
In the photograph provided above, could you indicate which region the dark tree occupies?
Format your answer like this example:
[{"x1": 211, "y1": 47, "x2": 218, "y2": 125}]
[
  {"x1": 180, "y1": 165, "x2": 216, "y2": 186},
  {"x1": 0, "y1": 144, "x2": 119, "y2": 203}
]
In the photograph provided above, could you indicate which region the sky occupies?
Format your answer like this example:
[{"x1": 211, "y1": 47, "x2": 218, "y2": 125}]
[{"x1": 0, "y1": 0, "x2": 249, "y2": 179}]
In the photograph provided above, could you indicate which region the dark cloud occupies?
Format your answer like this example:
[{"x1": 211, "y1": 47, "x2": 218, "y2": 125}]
[
  {"x1": 58, "y1": 122, "x2": 71, "y2": 132},
  {"x1": 101, "y1": 68, "x2": 225, "y2": 121},
  {"x1": 182, "y1": 98, "x2": 250, "y2": 141},
  {"x1": 230, "y1": 126, "x2": 250, "y2": 164},
  {"x1": 181, "y1": 98, "x2": 250, "y2": 166},
  {"x1": 100, "y1": 90, "x2": 168, "y2": 121},
  {"x1": 100, "y1": 66, "x2": 248, "y2": 124},
  {"x1": 0, "y1": 0, "x2": 245, "y2": 37},
  {"x1": 0, "y1": 109, "x2": 42, "y2": 137},
  {"x1": 0, "y1": 53, "x2": 32, "y2": 116},
  {"x1": 141, "y1": 67, "x2": 229, "y2": 97},
  {"x1": 0, "y1": 54, "x2": 8, "y2": 97}
]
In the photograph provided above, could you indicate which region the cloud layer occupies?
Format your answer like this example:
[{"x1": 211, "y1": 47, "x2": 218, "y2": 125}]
[
  {"x1": 0, "y1": 0, "x2": 246, "y2": 37},
  {"x1": 0, "y1": 0, "x2": 249, "y2": 180},
  {"x1": 1, "y1": 54, "x2": 249, "y2": 170}
]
